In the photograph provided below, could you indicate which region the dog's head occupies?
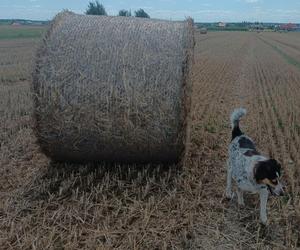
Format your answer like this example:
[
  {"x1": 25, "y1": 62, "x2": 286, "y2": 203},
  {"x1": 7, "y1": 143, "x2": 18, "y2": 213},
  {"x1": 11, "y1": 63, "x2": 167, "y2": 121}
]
[{"x1": 254, "y1": 159, "x2": 284, "y2": 196}]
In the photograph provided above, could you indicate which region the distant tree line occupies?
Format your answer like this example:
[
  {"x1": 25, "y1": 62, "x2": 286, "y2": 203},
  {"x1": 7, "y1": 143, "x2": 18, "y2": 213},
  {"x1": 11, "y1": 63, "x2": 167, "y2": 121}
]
[
  {"x1": 85, "y1": 1, "x2": 150, "y2": 18},
  {"x1": 85, "y1": 1, "x2": 107, "y2": 15},
  {"x1": 118, "y1": 9, "x2": 131, "y2": 17}
]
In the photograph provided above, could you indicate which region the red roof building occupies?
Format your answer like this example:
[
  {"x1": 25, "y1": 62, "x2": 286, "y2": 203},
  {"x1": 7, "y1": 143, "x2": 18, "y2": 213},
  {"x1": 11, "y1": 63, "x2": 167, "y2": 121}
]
[{"x1": 279, "y1": 23, "x2": 297, "y2": 31}]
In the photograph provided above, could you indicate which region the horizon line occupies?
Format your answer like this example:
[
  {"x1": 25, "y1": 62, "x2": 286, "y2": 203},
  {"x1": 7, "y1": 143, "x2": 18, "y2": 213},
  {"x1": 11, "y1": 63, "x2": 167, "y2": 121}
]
[{"x1": 1, "y1": 18, "x2": 299, "y2": 24}]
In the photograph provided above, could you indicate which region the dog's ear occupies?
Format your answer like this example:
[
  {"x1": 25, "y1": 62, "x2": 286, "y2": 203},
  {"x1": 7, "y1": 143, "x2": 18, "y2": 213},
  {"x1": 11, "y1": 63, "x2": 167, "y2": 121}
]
[
  {"x1": 255, "y1": 159, "x2": 281, "y2": 182},
  {"x1": 268, "y1": 159, "x2": 281, "y2": 176},
  {"x1": 254, "y1": 161, "x2": 268, "y2": 181}
]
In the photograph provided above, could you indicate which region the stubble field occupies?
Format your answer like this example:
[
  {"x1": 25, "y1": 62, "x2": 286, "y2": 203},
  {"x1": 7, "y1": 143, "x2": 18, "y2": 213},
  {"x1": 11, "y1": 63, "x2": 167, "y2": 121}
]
[{"x1": 0, "y1": 29, "x2": 300, "y2": 249}]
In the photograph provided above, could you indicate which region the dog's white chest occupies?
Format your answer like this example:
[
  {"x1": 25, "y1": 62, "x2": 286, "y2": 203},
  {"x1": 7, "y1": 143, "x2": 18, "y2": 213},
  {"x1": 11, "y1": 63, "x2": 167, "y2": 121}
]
[
  {"x1": 231, "y1": 151, "x2": 266, "y2": 193},
  {"x1": 235, "y1": 177, "x2": 259, "y2": 193}
]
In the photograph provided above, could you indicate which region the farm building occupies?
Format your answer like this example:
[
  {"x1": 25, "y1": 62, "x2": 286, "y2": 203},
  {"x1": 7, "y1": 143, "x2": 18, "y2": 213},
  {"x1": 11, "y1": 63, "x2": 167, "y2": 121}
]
[
  {"x1": 279, "y1": 23, "x2": 297, "y2": 31},
  {"x1": 218, "y1": 22, "x2": 226, "y2": 28},
  {"x1": 249, "y1": 23, "x2": 264, "y2": 31},
  {"x1": 11, "y1": 21, "x2": 22, "y2": 26}
]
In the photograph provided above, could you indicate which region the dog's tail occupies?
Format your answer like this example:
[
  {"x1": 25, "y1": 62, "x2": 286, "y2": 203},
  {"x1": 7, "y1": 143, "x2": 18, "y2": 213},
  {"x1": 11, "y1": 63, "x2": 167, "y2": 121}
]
[
  {"x1": 230, "y1": 108, "x2": 247, "y2": 129},
  {"x1": 230, "y1": 108, "x2": 246, "y2": 140}
]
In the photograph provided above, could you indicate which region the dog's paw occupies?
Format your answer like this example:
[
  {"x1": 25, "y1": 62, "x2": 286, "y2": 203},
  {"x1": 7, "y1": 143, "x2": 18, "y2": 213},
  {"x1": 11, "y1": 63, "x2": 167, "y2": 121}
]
[
  {"x1": 260, "y1": 217, "x2": 268, "y2": 226},
  {"x1": 225, "y1": 190, "x2": 235, "y2": 200},
  {"x1": 238, "y1": 201, "x2": 245, "y2": 207}
]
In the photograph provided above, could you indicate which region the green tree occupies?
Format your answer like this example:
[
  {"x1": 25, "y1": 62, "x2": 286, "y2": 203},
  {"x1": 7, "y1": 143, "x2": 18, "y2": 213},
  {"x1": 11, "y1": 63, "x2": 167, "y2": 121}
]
[
  {"x1": 118, "y1": 9, "x2": 132, "y2": 17},
  {"x1": 85, "y1": 1, "x2": 107, "y2": 15},
  {"x1": 134, "y1": 9, "x2": 150, "y2": 18}
]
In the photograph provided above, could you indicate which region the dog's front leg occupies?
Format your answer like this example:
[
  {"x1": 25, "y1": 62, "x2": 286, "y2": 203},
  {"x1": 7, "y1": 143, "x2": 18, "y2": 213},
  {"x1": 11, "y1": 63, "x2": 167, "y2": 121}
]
[
  {"x1": 236, "y1": 187, "x2": 245, "y2": 206},
  {"x1": 259, "y1": 188, "x2": 269, "y2": 225}
]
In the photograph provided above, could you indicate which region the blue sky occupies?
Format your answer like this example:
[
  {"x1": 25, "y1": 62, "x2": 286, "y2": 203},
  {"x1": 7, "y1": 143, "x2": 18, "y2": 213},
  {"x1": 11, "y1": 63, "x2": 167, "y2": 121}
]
[{"x1": 0, "y1": 0, "x2": 299, "y2": 23}]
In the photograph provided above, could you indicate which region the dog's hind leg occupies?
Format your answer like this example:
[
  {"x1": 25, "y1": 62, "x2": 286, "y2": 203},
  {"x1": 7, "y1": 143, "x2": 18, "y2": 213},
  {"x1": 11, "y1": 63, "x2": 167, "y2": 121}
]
[{"x1": 226, "y1": 159, "x2": 234, "y2": 199}]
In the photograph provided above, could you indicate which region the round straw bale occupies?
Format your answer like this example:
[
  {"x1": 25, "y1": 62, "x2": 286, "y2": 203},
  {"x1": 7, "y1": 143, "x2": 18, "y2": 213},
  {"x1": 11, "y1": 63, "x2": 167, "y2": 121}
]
[{"x1": 32, "y1": 11, "x2": 194, "y2": 164}]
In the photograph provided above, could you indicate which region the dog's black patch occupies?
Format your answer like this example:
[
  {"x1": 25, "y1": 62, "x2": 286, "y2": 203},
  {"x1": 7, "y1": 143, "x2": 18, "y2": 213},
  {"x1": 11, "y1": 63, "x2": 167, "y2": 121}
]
[
  {"x1": 232, "y1": 126, "x2": 243, "y2": 141},
  {"x1": 238, "y1": 137, "x2": 256, "y2": 150},
  {"x1": 244, "y1": 150, "x2": 260, "y2": 157},
  {"x1": 254, "y1": 159, "x2": 281, "y2": 181}
]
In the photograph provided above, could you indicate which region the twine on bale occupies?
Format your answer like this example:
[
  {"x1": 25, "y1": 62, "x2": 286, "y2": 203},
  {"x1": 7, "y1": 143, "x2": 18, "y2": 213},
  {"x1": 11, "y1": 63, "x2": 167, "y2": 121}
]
[{"x1": 32, "y1": 11, "x2": 195, "y2": 164}]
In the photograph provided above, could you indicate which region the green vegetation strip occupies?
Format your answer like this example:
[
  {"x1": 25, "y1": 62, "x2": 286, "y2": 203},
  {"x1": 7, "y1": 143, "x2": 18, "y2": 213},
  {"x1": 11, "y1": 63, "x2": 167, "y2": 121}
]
[
  {"x1": 207, "y1": 27, "x2": 248, "y2": 32},
  {"x1": 0, "y1": 26, "x2": 46, "y2": 40},
  {"x1": 258, "y1": 36, "x2": 300, "y2": 69}
]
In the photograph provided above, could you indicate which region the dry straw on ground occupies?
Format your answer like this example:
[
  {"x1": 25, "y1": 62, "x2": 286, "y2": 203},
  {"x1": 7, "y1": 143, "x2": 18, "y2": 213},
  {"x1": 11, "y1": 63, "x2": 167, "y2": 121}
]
[{"x1": 32, "y1": 11, "x2": 194, "y2": 164}]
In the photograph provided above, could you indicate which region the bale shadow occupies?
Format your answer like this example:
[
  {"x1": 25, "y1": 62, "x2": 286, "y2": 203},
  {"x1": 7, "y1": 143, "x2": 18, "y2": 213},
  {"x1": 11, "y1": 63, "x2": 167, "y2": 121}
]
[{"x1": 22, "y1": 160, "x2": 183, "y2": 203}]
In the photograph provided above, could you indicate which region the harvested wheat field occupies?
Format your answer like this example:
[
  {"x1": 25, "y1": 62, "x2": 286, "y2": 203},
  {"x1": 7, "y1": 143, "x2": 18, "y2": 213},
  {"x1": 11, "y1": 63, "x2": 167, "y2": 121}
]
[{"x1": 1, "y1": 30, "x2": 300, "y2": 249}]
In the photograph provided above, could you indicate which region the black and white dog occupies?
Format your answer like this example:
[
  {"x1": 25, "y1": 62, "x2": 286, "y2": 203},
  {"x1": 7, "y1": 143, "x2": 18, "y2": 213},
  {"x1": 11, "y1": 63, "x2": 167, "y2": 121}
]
[{"x1": 226, "y1": 108, "x2": 284, "y2": 224}]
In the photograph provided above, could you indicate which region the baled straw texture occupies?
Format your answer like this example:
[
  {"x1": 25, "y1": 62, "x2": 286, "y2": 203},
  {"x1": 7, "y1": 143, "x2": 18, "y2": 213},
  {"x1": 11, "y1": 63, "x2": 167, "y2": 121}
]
[{"x1": 32, "y1": 12, "x2": 194, "y2": 164}]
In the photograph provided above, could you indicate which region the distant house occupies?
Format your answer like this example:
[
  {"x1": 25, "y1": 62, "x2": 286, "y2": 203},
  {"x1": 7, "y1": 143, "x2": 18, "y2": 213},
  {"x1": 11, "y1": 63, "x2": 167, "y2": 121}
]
[
  {"x1": 11, "y1": 21, "x2": 22, "y2": 26},
  {"x1": 279, "y1": 23, "x2": 297, "y2": 31},
  {"x1": 249, "y1": 23, "x2": 264, "y2": 31},
  {"x1": 218, "y1": 22, "x2": 226, "y2": 28}
]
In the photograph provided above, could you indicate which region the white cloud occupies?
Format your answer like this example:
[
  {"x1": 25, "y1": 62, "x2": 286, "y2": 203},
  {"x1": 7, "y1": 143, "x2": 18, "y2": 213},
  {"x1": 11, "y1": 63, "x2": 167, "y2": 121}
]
[
  {"x1": 201, "y1": 3, "x2": 212, "y2": 7},
  {"x1": 150, "y1": 9, "x2": 234, "y2": 22},
  {"x1": 237, "y1": 0, "x2": 262, "y2": 3},
  {"x1": 1, "y1": 0, "x2": 299, "y2": 23},
  {"x1": 12, "y1": 5, "x2": 27, "y2": 9},
  {"x1": 147, "y1": 7, "x2": 300, "y2": 23}
]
